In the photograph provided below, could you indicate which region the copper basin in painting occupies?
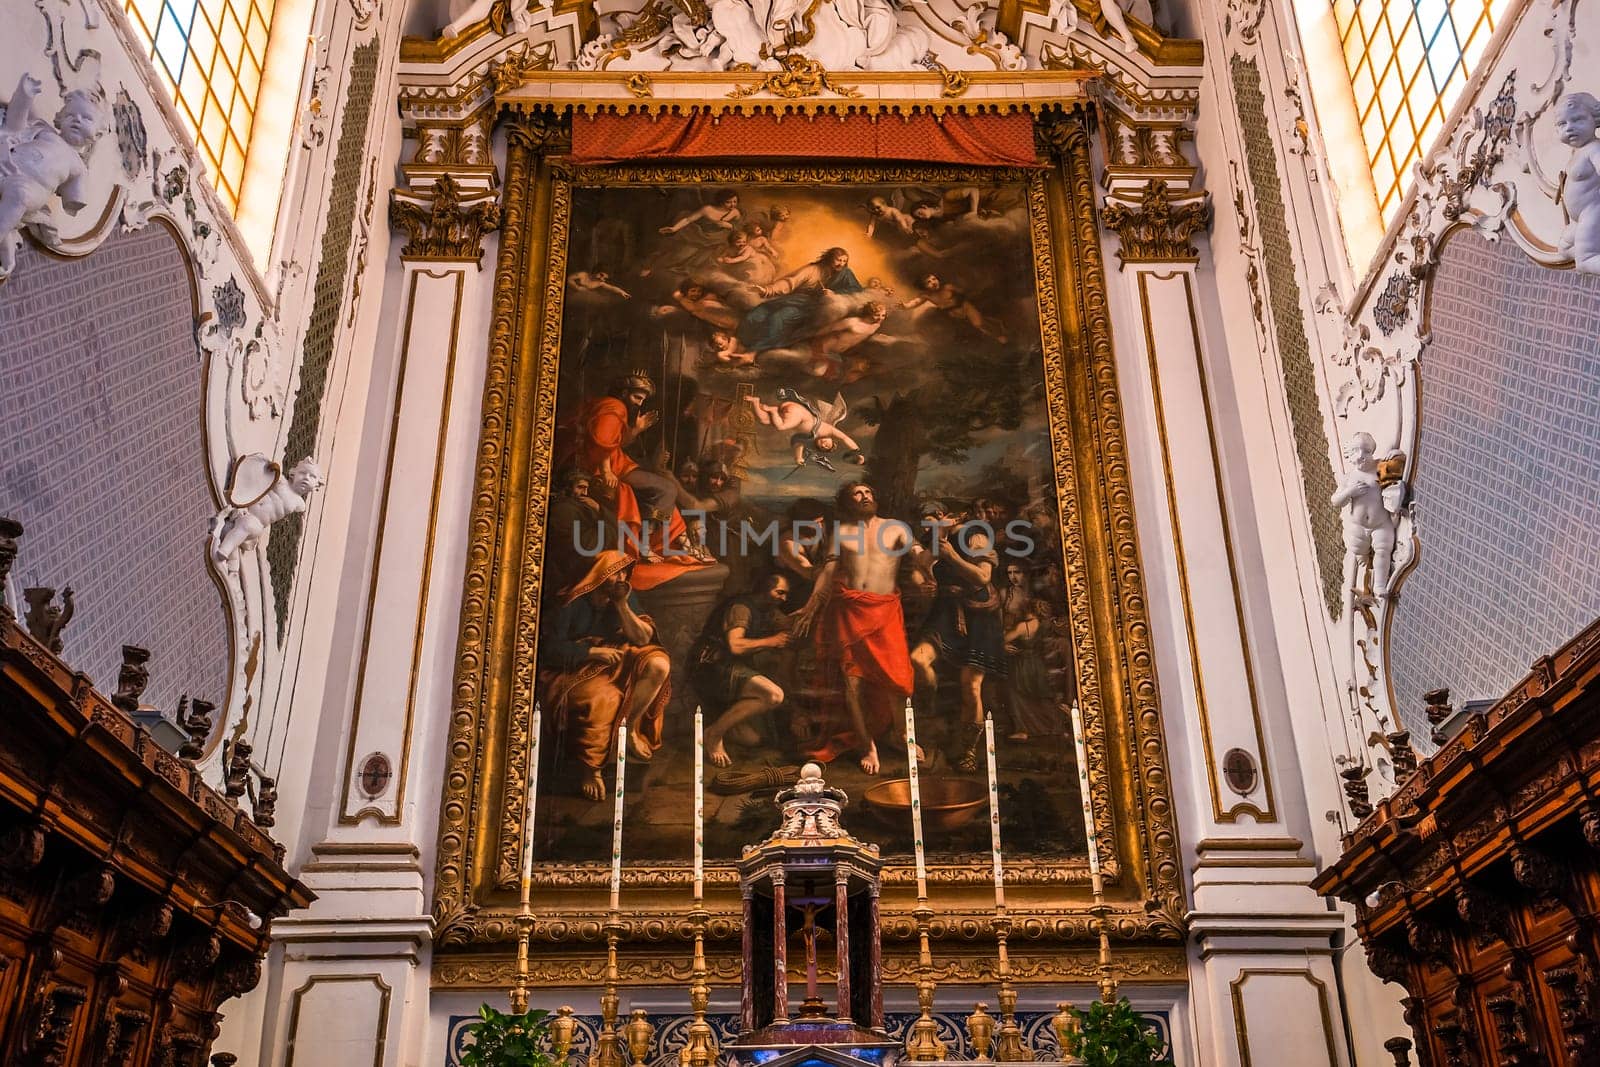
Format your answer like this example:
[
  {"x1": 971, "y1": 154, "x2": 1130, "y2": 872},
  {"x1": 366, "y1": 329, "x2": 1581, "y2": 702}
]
[{"x1": 863, "y1": 777, "x2": 986, "y2": 830}]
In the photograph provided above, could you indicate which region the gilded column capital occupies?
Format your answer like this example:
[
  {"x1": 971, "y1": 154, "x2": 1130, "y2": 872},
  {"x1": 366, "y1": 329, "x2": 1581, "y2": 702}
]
[
  {"x1": 1100, "y1": 179, "x2": 1212, "y2": 265},
  {"x1": 389, "y1": 173, "x2": 501, "y2": 264}
]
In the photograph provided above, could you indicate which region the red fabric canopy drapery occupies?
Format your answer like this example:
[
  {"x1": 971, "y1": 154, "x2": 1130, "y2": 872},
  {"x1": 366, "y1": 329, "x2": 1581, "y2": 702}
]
[{"x1": 569, "y1": 110, "x2": 1041, "y2": 166}]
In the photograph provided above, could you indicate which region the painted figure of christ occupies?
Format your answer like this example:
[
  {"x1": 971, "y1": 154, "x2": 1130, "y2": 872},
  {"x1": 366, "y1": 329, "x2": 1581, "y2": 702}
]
[{"x1": 794, "y1": 480, "x2": 930, "y2": 773}]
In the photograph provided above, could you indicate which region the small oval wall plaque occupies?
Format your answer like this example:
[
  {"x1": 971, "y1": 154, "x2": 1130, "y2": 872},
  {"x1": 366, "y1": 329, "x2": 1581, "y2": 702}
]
[
  {"x1": 1222, "y1": 748, "x2": 1258, "y2": 796},
  {"x1": 358, "y1": 752, "x2": 394, "y2": 798}
]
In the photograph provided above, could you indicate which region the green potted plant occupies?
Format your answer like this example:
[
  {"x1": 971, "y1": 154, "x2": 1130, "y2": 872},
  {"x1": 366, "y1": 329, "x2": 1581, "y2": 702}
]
[
  {"x1": 1063, "y1": 998, "x2": 1173, "y2": 1067},
  {"x1": 460, "y1": 1005, "x2": 557, "y2": 1067}
]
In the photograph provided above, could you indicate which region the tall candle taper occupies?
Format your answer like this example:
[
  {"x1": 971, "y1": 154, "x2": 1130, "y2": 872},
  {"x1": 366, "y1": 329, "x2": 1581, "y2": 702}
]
[
  {"x1": 1070, "y1": 701, "x2": 1117, "y2": 1003},
  {"x1": 983, "y1": 713, "x2": 1004, "y2": 910},
  {"x1": 521, "y1": 703, "x2": 543, "y2": 890},
  {"x1": 693, "y1": 705, "x2": 705, "y2": 901},
  {"x1": 984, "y1": 714, "x2": 1031, "y2": 1060},
  {"x1": 610, "y1": 720, "x2": 627, "y2": 912},
  {"x1": 510, "y1": 703, "x2": 542, "y2": 1013},
  {"x1": 1068, "y1": 702, "x2": 1100, "y2": 886},
  {"x1": 902, "y1": 699, "x2": 944, "y2": 1062},
  {"x1": 903, "y1": 698, "x2": 928, "y2": 900}
]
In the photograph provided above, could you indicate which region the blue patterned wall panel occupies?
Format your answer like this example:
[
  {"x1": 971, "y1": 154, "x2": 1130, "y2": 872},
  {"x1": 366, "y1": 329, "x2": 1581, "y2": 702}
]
[
  {"x1": 0, "y1": 226, "x2": 227, "y2": 712},
  {"x1": 1388, "y1": 232, "x2": 1600, "y2": 719},
  {"x1": 441, "y1": 1008, "x2": 1173, "y2": 1067}
]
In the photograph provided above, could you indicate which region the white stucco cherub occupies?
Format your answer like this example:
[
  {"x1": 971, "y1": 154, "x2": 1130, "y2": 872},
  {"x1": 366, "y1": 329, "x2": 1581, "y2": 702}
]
[
  {"x1": 0, "y1": 75, "x2": 106, "y2": 280},
  {"x1": 1555, "y1": 92, "x2": 1600, "y2": 274},
  {"x1": 1329, "y1": 432, "x2": 1405, "y2": 600},
  {"x1": 210, "y1": 455, "x2": 326, "y2": 571}
]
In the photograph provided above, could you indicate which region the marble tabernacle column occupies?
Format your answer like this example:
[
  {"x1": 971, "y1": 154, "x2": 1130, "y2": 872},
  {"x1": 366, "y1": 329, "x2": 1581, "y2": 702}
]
[
  {"x1": 835, "y1": 870, "x2": 852, "y2": 1022},
  {"x1": 741, "y1": 882, "x2": 755, "y2": 1032},
  {"x1": 772, "y1": 869, "x2": 789, "y2": 1022},
  {"x1": 868, "y1": 884, "x2": 883, "y2": 1028}
]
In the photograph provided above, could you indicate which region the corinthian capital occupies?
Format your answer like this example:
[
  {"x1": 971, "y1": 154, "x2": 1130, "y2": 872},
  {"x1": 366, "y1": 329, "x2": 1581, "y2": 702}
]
[
  {"x1": 389, "y1": 174, "x2": 501, "y2": 264},
  {"x1": 1101, "y1": 179, "x2": 1212, "y2": 265}
]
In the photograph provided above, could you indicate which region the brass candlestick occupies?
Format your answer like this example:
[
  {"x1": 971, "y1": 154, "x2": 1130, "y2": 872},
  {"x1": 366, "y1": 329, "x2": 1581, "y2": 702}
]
[
  {"x1": 991, "y1": 910, "x2": 1032, "y2": 1061},
  {"x1": 678, "y1": 905, "x2": 719, "y2": 1067},
  {"x1": 1088, "y1": 882, "x2": 1117, "y2": 1004},
  {"x1": 596, "y1": 913, "x2": 625, "y2": 1067},
  {"x1": 509, "y1": 905, "x2": 535, "y2": 1014},
  {"x1": 904, "y1": 902, "x2": 946, "y2": 1062}
]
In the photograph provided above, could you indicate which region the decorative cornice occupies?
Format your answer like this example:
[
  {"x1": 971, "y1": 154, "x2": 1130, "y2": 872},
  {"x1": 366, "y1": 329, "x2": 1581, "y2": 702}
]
[
  {"x1": 1100, "y1": 179, "x2": 1211, "y2": 264},
  {"x1": 388, "y1": 174, "x2": 501, "y2": 264}
]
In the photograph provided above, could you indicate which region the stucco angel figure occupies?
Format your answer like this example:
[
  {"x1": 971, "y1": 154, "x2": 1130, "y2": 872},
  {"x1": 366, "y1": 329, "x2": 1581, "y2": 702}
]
[
  {"x1": 1556, "y1": 92, "x2": 1600, "y2": 275},
  {"x1": 0, "y1": 73, "x2": 107, "y2": 280},
  {"x1": 1329, "y1": 432, "x2": 1405, "y2": 600},
  {"x1": 210, "y1": 455, "x2": 326, "y2": 571},
  {"x1": 711, "y1": 0, "x2": 929, "y2": 70}
]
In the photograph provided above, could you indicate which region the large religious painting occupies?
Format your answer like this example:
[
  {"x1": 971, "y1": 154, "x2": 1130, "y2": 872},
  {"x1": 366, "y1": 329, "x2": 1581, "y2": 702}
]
[
  {"x1": 433, "y1": 130, "x2": 1186, "y2": 983},
  {"x1": 530, "y1": 174, "x2": 1086, "y2": 865}
]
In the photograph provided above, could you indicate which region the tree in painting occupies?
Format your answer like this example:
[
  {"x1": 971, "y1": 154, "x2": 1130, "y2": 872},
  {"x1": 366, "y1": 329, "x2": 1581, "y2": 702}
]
[{"x1": 532, "y1": 178, "x2": 1085, "y2": 865}]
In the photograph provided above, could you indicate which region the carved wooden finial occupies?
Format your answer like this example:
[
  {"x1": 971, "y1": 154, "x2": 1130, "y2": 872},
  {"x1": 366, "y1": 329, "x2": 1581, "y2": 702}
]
[
  {"x1": 1387, "y1": 729, "x2": 1418, "y2": 780},
  {"x1": 112, "y1": 646, "x2": 151, "y2": 714},
  {"x1": 1340, "y1": 764, "x2": 1373, "y2": 820},
  {"x1": 0, "y1": 517, "x2": 21, "y2": 618},
  {"x1": 178, "y1": 698, "x2": 214, "y2": 761},
  {"x1": 21, "y1": 586, "x2": 73, "y2": 654},
  {"x1": 1424, "y1": 687, "x2": 1453, "y2": 744}
]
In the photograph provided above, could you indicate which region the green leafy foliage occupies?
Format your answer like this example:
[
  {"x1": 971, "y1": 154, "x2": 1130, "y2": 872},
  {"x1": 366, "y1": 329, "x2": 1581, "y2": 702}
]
[
  {"x1": 1065, "y1": 998, "x2": 1173, "y2": 1067},
  {"x1": 459, "y1": 1005, "x2": 557, "y2": 1067}
]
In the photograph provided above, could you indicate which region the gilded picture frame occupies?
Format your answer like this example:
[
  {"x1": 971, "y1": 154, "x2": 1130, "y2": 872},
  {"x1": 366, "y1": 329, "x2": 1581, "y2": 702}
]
[{"x1": 429, "y1": 108, "x2": 1186, "y2": 989}]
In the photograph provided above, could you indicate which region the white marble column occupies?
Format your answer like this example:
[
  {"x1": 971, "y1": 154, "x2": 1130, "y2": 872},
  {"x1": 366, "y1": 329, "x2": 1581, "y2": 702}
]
[{"x1": 1101, "y1": 158, "x2": 1351, "y2": 1067}]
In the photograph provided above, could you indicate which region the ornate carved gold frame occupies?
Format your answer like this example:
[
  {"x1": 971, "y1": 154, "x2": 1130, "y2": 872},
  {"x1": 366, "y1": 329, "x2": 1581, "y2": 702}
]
[{"x1": 430, "y1": 108, "x2": 1186, "y2": 989}]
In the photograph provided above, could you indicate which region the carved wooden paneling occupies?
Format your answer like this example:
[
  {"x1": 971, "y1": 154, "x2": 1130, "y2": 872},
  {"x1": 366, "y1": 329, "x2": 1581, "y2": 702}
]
[
  {"x1": 0, "y1": 616, "x2": 313, "y2": 1065},
  {"x1": 1314, "y1": 617, "x2": 1600, "y2": 1067}
]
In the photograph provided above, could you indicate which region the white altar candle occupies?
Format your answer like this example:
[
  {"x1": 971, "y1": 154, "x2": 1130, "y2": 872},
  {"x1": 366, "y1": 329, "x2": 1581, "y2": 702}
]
[
  {"x1": 1069, "y1": 701, "x2": 1101, "y2": 885},
  {"x1": 520, "y1": 703, "x2": 543, "y2": 898},
  {"x1": 904, "y1": 698, "x2": 928, "y2": 900},
  {"x1": 693, "y1": 705, "x2": 705, "y2": 901},
  {"x1": 610, "y1": 721, "x2": 627, "y2": 912},
  {"x1": 983, "y1": 713, "x2": 1005, "y2": 909}
]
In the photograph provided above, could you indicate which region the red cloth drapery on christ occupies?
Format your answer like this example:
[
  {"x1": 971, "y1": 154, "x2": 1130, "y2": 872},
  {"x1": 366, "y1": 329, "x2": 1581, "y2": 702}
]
[{"x1": 569, "y1": 110, "x2": 1041, "y2": 166}]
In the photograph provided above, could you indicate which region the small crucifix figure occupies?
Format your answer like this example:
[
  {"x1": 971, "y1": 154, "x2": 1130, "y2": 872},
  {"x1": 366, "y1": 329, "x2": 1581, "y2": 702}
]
[{"x1": 798, "y1": 901, "x2": 832, "y2": 1018}]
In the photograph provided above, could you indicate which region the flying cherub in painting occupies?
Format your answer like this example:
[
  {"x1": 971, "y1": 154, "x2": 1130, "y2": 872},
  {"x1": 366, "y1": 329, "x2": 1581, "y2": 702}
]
[
  {"x1": 864, "y1": 195, "x2": 917, "y2": 239},
  {"x1": 660, "y1": 190, "x2": 742, "y2": 236},
  {"x1": 746, "y1": 388, "x2": 866, "y2": 470},
  {"x1": 652, "y1": 281, "x2": 740, "y2": 331},
  {"x1": 901, "y1": 273, "x2": 1008, "y2": 343},
  {"x1": 568, "y1": 269, "x2": 631, "y2": 301},
  {"x1": 706, "y1": 330, "x2": 757, "y2": 367}
]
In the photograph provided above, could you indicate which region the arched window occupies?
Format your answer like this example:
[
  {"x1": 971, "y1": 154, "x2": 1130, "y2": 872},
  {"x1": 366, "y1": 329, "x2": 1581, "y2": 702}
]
[
  {"x1": 1332, "y1": 0, "x2": 1512, "y2": 222},
  {"x1": 121, "y1": 0, "x2": 275, "y2": 211}
]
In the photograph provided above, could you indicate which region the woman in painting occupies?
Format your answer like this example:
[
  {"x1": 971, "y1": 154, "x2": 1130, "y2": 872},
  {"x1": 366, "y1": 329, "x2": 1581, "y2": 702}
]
[
  {"x1": 643, "y1": 191, "x2": 742, "y2": 278},
  {"x1": 737, "y1": 247, "x2": 865, "y2": 353},
  {"x1": 998, "y1": 561, "x2": 1061, "y2": 740}
]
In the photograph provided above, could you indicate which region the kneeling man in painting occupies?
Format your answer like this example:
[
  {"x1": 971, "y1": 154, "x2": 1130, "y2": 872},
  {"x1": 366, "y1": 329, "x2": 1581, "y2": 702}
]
[{"x1": 540, "y1": 550, "x2": 671, "y2": 800}]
